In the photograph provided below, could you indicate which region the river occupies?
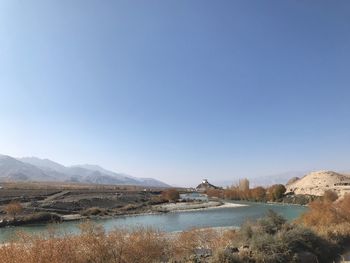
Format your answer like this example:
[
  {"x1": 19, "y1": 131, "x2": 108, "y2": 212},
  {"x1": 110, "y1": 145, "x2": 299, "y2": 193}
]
[{"x1": 0, "y1": 201, "x2": 307, "y2": 242}]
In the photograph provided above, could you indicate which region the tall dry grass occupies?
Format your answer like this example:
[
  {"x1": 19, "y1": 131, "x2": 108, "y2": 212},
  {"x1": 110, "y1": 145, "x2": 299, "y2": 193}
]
[
  {"x1": 0, "y1": 223, "x2": 169, "y2": 263},
  {"x1": 170, "y1": 228, "x2": 236, "y2": 261},
  {"x1": 0, "y1": 222, "x2": 238, "y2": 263}
]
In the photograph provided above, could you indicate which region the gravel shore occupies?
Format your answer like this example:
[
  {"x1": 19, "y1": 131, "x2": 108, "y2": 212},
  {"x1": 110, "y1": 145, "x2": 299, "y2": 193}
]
[{"x1": 153, "y1": 201, "x2": 247, "y2": 213}]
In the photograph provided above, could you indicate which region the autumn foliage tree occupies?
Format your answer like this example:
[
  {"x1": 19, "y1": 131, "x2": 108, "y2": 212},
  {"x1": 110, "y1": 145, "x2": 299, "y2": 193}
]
[
  {"x1": 4, "y1": 201, "x2": 23, "y2": 220},
  {"x1": 161, "y1": 189, "x2": 180, "y2": 202},
  {"x1": 209, "y1": 185, "x2": 267, "y2": 202},
  {"x1": 207, "y1": 182, "x2": 285, "y2": 203},
  {"x1": 223, "y1": 187, "x2": 240, "y2": 200},
  {"x1": 206, "y1": 189, "x2": 224, "y2": 198},
  {"x1": 250, "y1": 186, "x2": 266, "y2": 201},
  {"x1": 267, "y1": 184, "x2": 286, "y2": 201},
  {"x1": 238, "y1": 178, "x2": 250, "y2": 192}
]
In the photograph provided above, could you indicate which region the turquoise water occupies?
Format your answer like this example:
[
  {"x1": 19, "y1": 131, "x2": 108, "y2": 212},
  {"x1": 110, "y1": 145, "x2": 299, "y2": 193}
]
[{"x1": 0, "y1": 201, "x2": 307, "y2": 242}]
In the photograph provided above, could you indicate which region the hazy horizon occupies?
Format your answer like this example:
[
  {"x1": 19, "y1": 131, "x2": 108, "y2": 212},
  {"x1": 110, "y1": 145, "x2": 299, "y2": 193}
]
[{"x1": 1, "y1": 1, "x2": 350, "y2": 186}]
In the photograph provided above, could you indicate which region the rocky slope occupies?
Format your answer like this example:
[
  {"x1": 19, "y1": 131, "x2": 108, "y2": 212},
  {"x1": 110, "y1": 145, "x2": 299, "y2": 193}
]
[{"x1": 286, "y1": 170, "x2": 350, "y2": 197}]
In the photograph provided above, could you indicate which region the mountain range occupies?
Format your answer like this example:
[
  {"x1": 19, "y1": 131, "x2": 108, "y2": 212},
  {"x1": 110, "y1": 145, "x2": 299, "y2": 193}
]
[{"x1": 0, "y1": 154, "x2": 170, "y2": 187}]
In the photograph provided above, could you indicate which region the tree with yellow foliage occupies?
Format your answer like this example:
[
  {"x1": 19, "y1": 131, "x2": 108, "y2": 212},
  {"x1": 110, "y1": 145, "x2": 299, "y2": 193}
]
[{"x1": 4, "y1": 201, "x2": 23, "y2": 220}]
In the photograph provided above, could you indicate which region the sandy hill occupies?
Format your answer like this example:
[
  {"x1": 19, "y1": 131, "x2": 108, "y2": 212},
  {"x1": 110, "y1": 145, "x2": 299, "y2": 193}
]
[{"x1": 286, "y1": 170, "x2": 350, "y2": 197}]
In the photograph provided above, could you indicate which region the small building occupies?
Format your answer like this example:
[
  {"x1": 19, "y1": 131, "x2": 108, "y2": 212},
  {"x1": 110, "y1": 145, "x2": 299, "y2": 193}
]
[{"x1": 179, "y1": 192, "x2": 208, "y2": 202}]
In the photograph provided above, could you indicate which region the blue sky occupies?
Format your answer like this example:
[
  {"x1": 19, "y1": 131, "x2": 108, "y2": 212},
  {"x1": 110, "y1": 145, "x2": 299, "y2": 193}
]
[{"x1": 0, "y1": 0, "x2": 350, "y2": 186}]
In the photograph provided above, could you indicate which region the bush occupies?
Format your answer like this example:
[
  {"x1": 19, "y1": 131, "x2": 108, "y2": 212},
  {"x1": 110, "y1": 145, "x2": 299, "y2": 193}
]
[
  {"x1": 299, "y1": 194, "x2": 350, "y2": 242},
  {"x1": 279, "y1": 224, "x2": 335, "y2": 262},
  {"x1": 233, "y1": 210, "x2": 335, "y2": 263},
  {"x1": 250, "y1": 232, "x2": 289, "y2": 263},
  {"x1": 257, "y1": 210, "x2": 286, "y2": 234},
  {"x1": 209, "y1": 249, "x2": 243, "y2": 263},
  {"x1": 171, "y1": 228, "x2": 219, "y2": 260},
  {"x1": 323, "y1": 190, "x2": 338, "y2": 202}
]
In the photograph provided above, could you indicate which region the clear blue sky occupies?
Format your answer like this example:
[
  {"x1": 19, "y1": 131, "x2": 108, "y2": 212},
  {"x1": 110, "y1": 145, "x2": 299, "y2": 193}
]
[{"x1": 1, "y1": 1, "x2": 350, "y2": 186}]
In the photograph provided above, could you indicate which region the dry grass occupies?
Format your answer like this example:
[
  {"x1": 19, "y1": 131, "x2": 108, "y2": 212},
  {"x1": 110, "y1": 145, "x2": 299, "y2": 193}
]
[
  {"x1": 0, "y1": 223, "x2": 169, "y2": 263},
  {"x1": 0, "y1": 222, "x2": 238, "y2": 263}
]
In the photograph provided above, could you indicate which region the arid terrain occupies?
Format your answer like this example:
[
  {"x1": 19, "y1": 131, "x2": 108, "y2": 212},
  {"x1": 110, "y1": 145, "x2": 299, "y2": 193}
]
[
  {"x1": 286, "y1": 170, "x2": 350, "y2": 197},
  {"x1": 0, "y1": 182, "x2": 170, "y2": 224}
]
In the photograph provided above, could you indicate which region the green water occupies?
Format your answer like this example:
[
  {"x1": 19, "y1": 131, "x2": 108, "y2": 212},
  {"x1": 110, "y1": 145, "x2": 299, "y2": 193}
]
[{"x1": 0, "y1": 201, "x2": 307, "y2": 242}]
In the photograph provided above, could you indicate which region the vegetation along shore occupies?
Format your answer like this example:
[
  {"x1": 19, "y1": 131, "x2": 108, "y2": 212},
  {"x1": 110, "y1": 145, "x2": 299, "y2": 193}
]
[{"x1": 1, "y1": 193, "x2": 350, "y2": 263}]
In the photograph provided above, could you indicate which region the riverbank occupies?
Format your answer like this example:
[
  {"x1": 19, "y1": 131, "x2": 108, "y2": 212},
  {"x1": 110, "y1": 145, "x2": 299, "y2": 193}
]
[
  {"x1": 0, "y1": 201, "x2": 307, "y2": 246},
  {"x1": 1, "y1": 196, "x2": 312, "y2": 229},
  {"x1": 0, "y1": 209, "x2": 341, "y2": 263},
  {"x1": 0, "y1": 200, "x2": 248, "y2": 228},
  {"x1": 66, "y1": 201, "x2": 248, "y2": 222}
]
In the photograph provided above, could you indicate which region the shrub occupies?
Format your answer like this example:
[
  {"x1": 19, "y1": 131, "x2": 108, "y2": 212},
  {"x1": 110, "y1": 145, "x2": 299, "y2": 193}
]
[
  {"x1": 323, "y1": 190, "x2": 338, "y2": 202},
  {"x1": 250, "y1": 232, "x2": 289, "y2": 263},
  {"x1": 80, "y1": 207, "x2": 108, "y2": 216},
  {"x1": 299, "y1": 194, "x2": 350, "y2": 242},
  {"x1": 279, "y1": 224, "x2": 335, "y2": 262},
  {"x1": 233, "y1": 210, "x2": 335, "y2": 263},
  {"x1": 209, "y1": 249, "x2": 243, "y2": 263},
  {"x1": 171, "y1": 228, "x2": 218, "y2": 260}
]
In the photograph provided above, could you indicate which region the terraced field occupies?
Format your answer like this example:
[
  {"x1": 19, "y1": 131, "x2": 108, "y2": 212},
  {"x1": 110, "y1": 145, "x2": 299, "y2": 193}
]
[{"x1": 0, "y1": 182, "x2": 167, "y2": 220}]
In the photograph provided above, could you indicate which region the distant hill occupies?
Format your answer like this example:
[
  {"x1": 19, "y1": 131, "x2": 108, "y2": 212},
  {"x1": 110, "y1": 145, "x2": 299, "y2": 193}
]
[
  {"x1": 0, "y1": 154, "x2": 170, "y2": 187},
  {"x1": 0, "y1": 155, "x2": 55, "y2": 181},
  {"x1": 286, "y1": 170, "x2": 350, "y2": 197},
  {"x1": 138, "y1": 178, "x2": 173, "y2": 187}
]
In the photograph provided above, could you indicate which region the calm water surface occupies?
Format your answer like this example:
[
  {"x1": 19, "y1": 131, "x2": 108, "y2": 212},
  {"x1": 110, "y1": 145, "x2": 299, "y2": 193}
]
[{"x1": 0, "y1": 201, "x2": 307, "y2": 242}]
